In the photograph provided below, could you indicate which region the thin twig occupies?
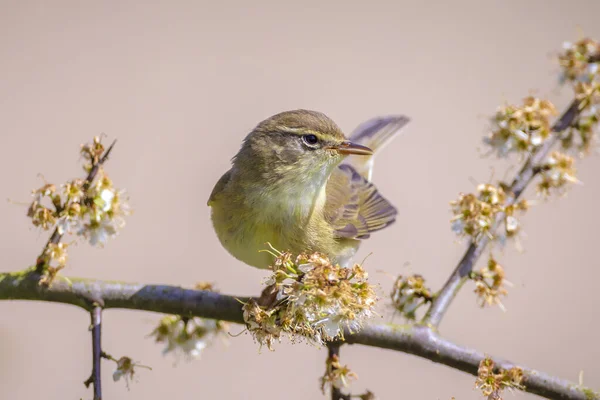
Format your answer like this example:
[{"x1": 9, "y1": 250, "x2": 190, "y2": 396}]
[
  {"x1": 423, "y1": 99, "x2": 581, "y2": 328},
  {"x1": 35, "y1": 140, "x2": 117, "y2": 272},
  {"x1": 83, "y1": 306, "x2": 103, "y2": 400},
  {"x1": 0, "y1": 271, "x2": 596, "y2": 400},
  {"x1": 327, "y1": 342, "x2": 350, "y2": 400}
]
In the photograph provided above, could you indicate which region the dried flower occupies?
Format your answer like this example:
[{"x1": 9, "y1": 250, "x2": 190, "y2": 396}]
[
  {"x1": 242, "y1": 246, "x2": 377, "y2": 350},
  {"x1": 561, "y1": 107, "x2": 599, "y2": 156},
  {"x1": 320, "y1": 354, "x2": 358, "y2": 393},
  {"x1": 484, "y1": 97, "x2": 557, "y2": 157},
  {"x1": 63, "y1": 179, "x2": 84, "y2": 203},
  {"x1": 28, "y1": 204, "x2": 57, "y2": 230},
  {"x1": 356, "y1": 391, "x2": 378, "y2": 400},
  {"x1": 450, "y1": 184, "x2": 527, "y2": 244},
  {"x1": 194, "y1": 282, "x2": 215, "y2": 291},
  {"x1": 390, "y1": 274, "x2": 432, "y2": 320},
  {"x1": 536, "y1": 151, "x2": 579, "y2": 196},
  {"x1": 559, "y1": 38, "x2": 600, "y2": 156},
  {"x1": 475, "y1": 357, "x2": 524, "y2": 399},
  {"x1": 80, "y1": 135, "x2": 106, "y2": 172},
  {"x1": 112, "y1": 356, "x2": 151, "y2": 389},
  {"x1": 44, "y1": 242, "x2": 69, "y2": 268},
  {"x1": 472, "y1": 256, "x2": 510, "y2": 311},
  {"x1": 559, "y1": 38, "x2": 600, "y2": 84}
]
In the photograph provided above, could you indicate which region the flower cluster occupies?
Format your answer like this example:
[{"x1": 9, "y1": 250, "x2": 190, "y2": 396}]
[
  {"x1": 559, "y1": 39, "x2": 600, "y2": 155},
  {"x1": 559, "y1": 38, "x2": 600, "y2": 84},
  {"x1": 471, "y1": 256, "x2": 511, "y2": 311},
  {"x1": 450, "y1": 184, "x2": 529, "y2": 243},
  {"x1": 390, "y1": 274, "x2": 432, "y2": 320},
  {"x1": 149, "y1": 314, "x2": 229, "y2": 360},
  {"x1": 475, "y1": 357, "x2": 524, "y2": 399},
  {"x1": 26, "y1": 137, "x2": 129, "y2": 274},
  {"x1": 536, "y1": 151, "x2": 579, "y2": 196},
  {"x1": 111, "y1": 356, "x2": 151, "y2": 389},
  {"x1": 320, "y1": 354, "x2": 358, "y2": 394},
  {"x1": 484, "y1": 97, "x2": 557, "y2": 157},
  {"x1": 242, "y1": 247, "x2": 377, "y2": 350}
]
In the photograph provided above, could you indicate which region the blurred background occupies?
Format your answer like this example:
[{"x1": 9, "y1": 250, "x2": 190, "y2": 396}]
[{"x1": 1, "y1": 1, "x2": 599, "y2": 399}]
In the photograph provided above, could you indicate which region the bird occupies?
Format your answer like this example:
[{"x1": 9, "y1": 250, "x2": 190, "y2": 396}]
[{"x1": 208, "y1": 109, "x2": 409, "y2": 269}]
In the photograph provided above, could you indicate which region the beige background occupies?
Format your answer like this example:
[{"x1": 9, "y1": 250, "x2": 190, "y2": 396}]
[{"x1": 0, "y1": 1, "x2": 598, "y2": 399}]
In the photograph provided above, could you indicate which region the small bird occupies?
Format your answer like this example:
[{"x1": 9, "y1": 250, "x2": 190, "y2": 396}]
[{"x1": 208, "y1": 110, "x2": 409, "y2": 269}]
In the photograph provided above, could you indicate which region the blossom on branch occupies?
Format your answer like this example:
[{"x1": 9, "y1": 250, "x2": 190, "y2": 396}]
[
  {"x1": 390, "y1": 274, "x2": 432, "y2": 320},
  {"x1": 149, "y1": 315, "x2": 229, "y2": 360},
  {"x1": 475, "y1": 357, "x2": 524, "y2": 399},
  {"x1": 471, "y1": 256, "x2": 511, "y2": 311},
  {"x1": 25, "y1": 136, "x2": 129, "y2": 278},
  {"x1": 559, "y1": 38, "x2": 600, "y2": 155},
  {"x1": 320, "y1": 354, "x2": 357, "y2": 394},
  {"x1": 484, "y1": 97, "x2": 557, "y2": 157},
  {"x1": 111, "y1": 356, "x2": 151, "y2": 389},
  {"x1": 536, "y1": 151, "x2": 579, "y2": 196},
  {"x1": 242, "y1": 246, "x2": 377, "y2": 350},
  {"x1": 450, "y1": 184, "x2": 529, "y2": 244}
]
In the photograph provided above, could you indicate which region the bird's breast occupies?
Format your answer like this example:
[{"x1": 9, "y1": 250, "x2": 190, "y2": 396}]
[{"x1": 210, "y1": 183, "x2": 331, "y2": 269}]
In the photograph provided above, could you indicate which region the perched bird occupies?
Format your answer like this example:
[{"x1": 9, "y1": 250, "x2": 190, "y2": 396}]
[{"x1": 208, "y1": 110, "x2": 409, "y2": 269}]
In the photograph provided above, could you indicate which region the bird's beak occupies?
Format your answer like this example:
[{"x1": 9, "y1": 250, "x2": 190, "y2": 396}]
[{"x1": 331, "y1": 141, "x2": 374, "y2": 156}]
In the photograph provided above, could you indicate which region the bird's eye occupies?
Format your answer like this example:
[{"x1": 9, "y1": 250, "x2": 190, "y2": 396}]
[{"x1": 302, "y1": 134, "x2": 319, "y2": 146}]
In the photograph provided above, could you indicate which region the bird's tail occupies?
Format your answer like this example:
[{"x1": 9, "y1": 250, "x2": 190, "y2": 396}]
[{"x1": 344, "y1": 115, "x2": 410, "y2": 180}]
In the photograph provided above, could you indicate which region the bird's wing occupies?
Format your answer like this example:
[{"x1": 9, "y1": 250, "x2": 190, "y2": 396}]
[
  {"x1": 344, "y1": 115, "x2": 410, "y2": 180},
  {"x1": 324, "y1": 164, "x2": 397, "y2": 239},
  {"x1": 207, "y1": 170, "x2": 232, "y2": 206}
]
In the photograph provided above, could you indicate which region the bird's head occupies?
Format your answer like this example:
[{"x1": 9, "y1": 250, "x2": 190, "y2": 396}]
[{"x1": 233, "y1": 110, "x2": 372, "y2": 186}]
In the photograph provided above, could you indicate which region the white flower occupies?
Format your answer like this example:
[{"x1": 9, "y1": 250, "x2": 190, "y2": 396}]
[
  {"x1": 57, "y1": 215, "x2": 81, "y2": 235},
  {"x1": 320, "y1": 317, "x2": 342, "y2": 338},
  {"x1": 513, "y1": 129, "x2": 528, "y2": 141},
  {"x1": 82, "y1": 219, "x2": 118, "y2": 246},
  {"x1": 113, "y1": 369, "x2": 125, "y2": 382},
  {"x1": 180, "y1": 338, "x2": 208, "y2": 358},
  {"x1": 100, "y1": 188, "x2": 115, "y2": 211},
  {"x1": 505, "y1": 216, "x2": 519, "y2": 234},
  {"x1": 530, "y1": 130, "x2": 544, "y2": 146},
  {"x1": 451, "y1": 218, "x2": 465, "y2": 234}
]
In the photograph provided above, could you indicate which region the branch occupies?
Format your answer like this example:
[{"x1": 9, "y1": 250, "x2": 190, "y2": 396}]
[
  {"x1": 0, "y1": 271, "x2": 596, "y2": 400},
  {"x1": 84, "y1": 306, "x2": 103, "y2": 400},
  {"x1": 423, "y1": 100, "x2": 581, "y2": 328}
]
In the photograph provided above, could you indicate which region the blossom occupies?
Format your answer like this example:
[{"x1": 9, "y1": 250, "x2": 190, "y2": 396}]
[
  {"x1": 559, "y1": 38, "x2": 600, "y2": 156},
  {"x1": 559, "y1": 38, "x2": 600, "y2": 84},
  {"x1": 243, "y1": 247, "x2": 377, "y2": 350},
  {"x1": 320, "y1": 354, "x2": 358, "y2": 394},
  {"x1": 26, "y1": 135, "x2": 130, "y2": 278},
  {"x1": 77, "y1": 175, "x2": 130, "y2": 246},
  {"x1": 111, "y1": 356, "x2": 151, "y2": 389},
  {"x1": 475, "y1": 357, "x2": 524, "y2": 399},
  {"x1": 390, "y1": 274, "x2": 432, "y2": 320},
  {"x1": 484, "y1": 97, "x2": 557, "y2": 157},
  {"x1": 149, "y1": 315, "x2": 229, "y2": 360},
  {"x1": 536, "y1": 151, "x2": 579, "y2": 196},
  {"x1": 472, "y1": 256, "x2": 511, "y2": 311}
]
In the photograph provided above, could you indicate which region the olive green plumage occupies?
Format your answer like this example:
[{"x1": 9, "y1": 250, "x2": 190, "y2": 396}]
[{"x1": 208, "y1": 110, "x2": 409, "y2": 269}]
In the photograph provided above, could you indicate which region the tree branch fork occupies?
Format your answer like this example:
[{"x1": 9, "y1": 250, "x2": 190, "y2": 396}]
[{"x1": 0, "y1": 269, "x2": 596, "y2": 400}]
